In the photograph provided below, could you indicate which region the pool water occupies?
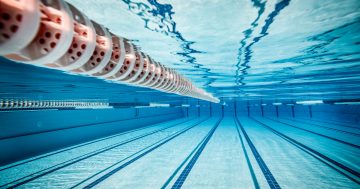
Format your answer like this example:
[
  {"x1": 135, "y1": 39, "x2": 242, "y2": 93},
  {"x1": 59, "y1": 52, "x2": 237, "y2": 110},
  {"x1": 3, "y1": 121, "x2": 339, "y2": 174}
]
[
  {"x1": 0, "y1": 0, "x2": 359, "y2": 188},
  {"x1": 66, "y1": 0, "x2": 360, "y2": 100},
  {"x1": 0, "y1": 114, "x2": 359, "y2": 188}
]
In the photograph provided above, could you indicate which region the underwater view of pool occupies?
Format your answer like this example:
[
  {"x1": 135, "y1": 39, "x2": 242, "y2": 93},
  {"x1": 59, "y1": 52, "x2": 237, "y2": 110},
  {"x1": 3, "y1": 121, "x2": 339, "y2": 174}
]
[{"x1": 0, "y1": 0, "x2": 359, "y2": 188}]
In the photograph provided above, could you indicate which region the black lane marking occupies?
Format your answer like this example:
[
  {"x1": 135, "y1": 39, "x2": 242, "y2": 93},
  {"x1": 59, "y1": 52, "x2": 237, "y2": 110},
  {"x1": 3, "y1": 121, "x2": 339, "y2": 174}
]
[
  {"x1": 69, "y1": 118, "x2": 208, "y2": 188},
  {"x1": 279, "y1": 117, "x2": 360, "y2": 136},
  {"x1": 3, "y1": 118, "x2": 195, "y2": 189},
  {"x1": 82, "y1": 118, "x2": 211, "y2": 188},
  {"x1": 0, "y1": 118, "x2": 191, "y2": 172},
  {"x1": 264, "y1": 117, "x2": 360, "y2": 149},
  {"x1": 302, "y1": 118, "x2": 360, "y2": 130},
  {"x1": 0, "y1": 112, "x2": 181, "y2": 140},
  {"x1": 161, "y1": 118, "x2": 221, "y2": 189},
  {"x1": 251, "y1": 117, "x2": 360, "y2": 184},
  {"x1": 69, "y1": 118, "x2": 209, "y2": 189},
  {"x1": 234, "y1": 117, "x2": 260, "y2": 189},
  {"x1": 235, "y1": 117, "x2": 281, "y2": 189},
  {"x1": 171, "y1": 118, "x2": 223, "y2": 189},
  {"x1": 161, "y1": 131, "x2": 207, "y2": 189}
]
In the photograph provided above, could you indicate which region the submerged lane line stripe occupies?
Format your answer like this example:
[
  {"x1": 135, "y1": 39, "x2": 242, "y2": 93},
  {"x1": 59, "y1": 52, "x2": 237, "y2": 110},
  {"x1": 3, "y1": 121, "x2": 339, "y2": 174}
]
[
  {"x1": 82, "y1": 118, "x2": 211, "y2": 188},
  {"x1": 69, "y1": 118, "x2": 208, "y2": 189},
  {"x1": 301, "y1": 118, "x2": 360, "y2": 130},
  {"x1": 269, "y1": 116, "x2": 360, "y2": 137},
  {"x1": 264, "y1": 117, "x2": 360, "y2": 149},
  {"x1": 4, "y1": 118, "x2": 193, "y2": 188},
  {"x1": 161, "y1": 119, "x2": 219, "y2": 189},
  {"x1": 280, "y1": 117, "x2": 360, "y2": 136},
  {"x1": 171, "y1": 117, "x2": 223, "y2": 189},
  {"x1": 3, "y1": 119, "x2": 194, "y2": 189},
  {"x1": 234, "y1": 117, "x2": 260, "y2": 189},
  {"x1": 235, "y1": 117, "x2": 281, "y2": 189},
  {"x1": 283, "y1": 117, "x2": 360, "y2": 133},
  {"x1": 0, "y1": 118, "x2": 190, "y2": 172},
  {"x1": 71, "y1": 118, "x2": 209, "y2": 189},
  {"x1": 0, "y1": 112, "x2": 181, "y2": 141},
  {"x1": 251, "y1": 117, "x2": 360, "y2": 184}
]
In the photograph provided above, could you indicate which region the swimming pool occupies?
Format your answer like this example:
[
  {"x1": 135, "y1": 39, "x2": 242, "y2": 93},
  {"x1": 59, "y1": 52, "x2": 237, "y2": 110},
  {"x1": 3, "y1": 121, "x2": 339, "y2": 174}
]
[{"x1": 0, "y1": 0, "x2": 359, "y2": 188}]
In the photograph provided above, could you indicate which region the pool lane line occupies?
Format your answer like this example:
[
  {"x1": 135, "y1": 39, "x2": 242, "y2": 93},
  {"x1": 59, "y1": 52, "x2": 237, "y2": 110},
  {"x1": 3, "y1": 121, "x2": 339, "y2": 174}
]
[
  {"x1": 70, "y1": 118, "x2": 209, "y2": 189},
  {"x1": 301, "y1": 118, "x2": 360, "y2": 130},
  {"x1": 235, "y1": 117, "x2": 281, "y2": 189},
  {"x1": 234, "y1": 117, "x2": 260, "y2": 189},
  {"x1": 0, "y1": 118, "x2": 192, "y2": 172},
  {"x1": 3, "y1": 118, "x2": 197, "y2": 189},
  {"x1": 82, "y1": 118, "x2": 212, "y2": 189},
  {"x1": 161, "y1": 118, "x2": 221, "y2": 189},
  {"x1": 251, "y1": 117, "x2": 360, "y2": 184},
  {"x1": 264, "y1": 117, "x2": 360, "y2": 149},
  {"x1": 0, "y1": 112, "x2": 181, "y2": 141},
  {"x1": 170, "y1": 117, "x2": 223, "y2": 189},
  {"x1": 160, "y1": 136, "x2": 205, "y2": 189},
  {"x1": 277, "y1": 117, "x2": 360, "y2": 136}
]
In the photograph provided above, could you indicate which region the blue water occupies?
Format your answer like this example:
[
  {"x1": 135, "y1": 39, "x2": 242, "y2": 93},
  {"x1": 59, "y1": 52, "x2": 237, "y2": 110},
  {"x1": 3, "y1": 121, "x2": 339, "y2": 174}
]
[
  {"x1": 0, "y1": 114, "x2": 359, "y2": 188},
  {"x1": 65, "y1": 0, "x2": 360, "y2": 100},
  {"x1": 0, "y1": 0, "x2": 360, "y2": 188}
]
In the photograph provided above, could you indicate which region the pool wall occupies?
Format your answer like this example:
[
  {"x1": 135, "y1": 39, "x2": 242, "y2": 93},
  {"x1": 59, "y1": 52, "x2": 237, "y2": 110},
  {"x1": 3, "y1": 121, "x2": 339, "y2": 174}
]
[
  {"x1": 0, "y1": 107, "x2": 183, "y2": 165},
  {"x1": 185, "y1": 100, "x2": 360, "y2": 125}
]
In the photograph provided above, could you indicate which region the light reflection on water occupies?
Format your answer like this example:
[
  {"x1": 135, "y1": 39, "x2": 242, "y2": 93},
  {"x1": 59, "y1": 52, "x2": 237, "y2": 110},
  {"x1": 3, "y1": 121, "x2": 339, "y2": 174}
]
[
  {"x1": 65, "y1": 0, "x2": 360, "y2": 101},
  {"x1": 0, "y1": 0, "x2": 359, "y2": 103}
]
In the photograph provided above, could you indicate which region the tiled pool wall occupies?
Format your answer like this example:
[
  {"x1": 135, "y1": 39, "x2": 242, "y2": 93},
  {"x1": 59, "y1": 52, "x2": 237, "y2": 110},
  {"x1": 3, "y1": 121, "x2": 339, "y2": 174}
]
[
  {"x1": 0, "y1": 107, "x2": 183, "y2": 165},
  {"x1": 2, "y1": 99, "x2": 358, "y2": 166},
  {"x1": 184, "y1": 100, "x2": 360, "y2": 125}
]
